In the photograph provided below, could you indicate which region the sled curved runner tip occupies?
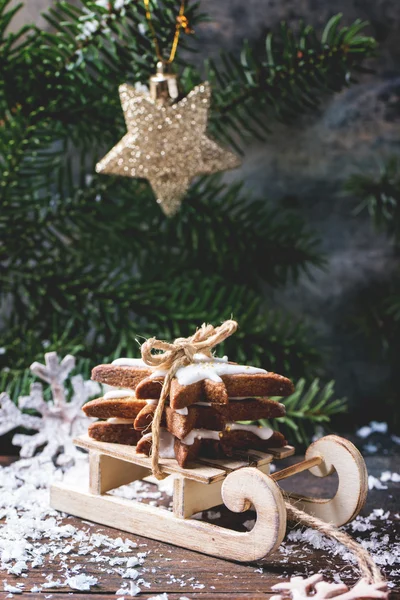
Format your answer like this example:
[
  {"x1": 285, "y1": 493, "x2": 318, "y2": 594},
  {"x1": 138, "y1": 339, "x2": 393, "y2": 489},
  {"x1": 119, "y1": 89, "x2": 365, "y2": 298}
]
[{"x1": 284, "y1": 434, "x2": 368, "y2": 527}]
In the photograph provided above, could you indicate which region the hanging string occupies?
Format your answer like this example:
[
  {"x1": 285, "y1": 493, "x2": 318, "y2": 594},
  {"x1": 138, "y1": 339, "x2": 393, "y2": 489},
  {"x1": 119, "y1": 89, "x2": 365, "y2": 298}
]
[{"x1": 143, "y1": 0, "x2": 191, "y2": 65}]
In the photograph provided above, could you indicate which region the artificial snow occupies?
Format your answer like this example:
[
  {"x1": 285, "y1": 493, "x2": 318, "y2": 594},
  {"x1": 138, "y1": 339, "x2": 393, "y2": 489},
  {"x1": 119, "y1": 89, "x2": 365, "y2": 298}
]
[
  {"x1": 0, "y1": 455, "x2": 157, "y2": 594},
  {"x1": 380, "y1": 471, "x2": 400, "y2": 483},
  {"x1": 243, "y1": 519, "x2": 255, "y2": 531},
  {"x1": 115, "y1": 581, "x2": 141, "y2": 596},
  {"x1": 368, "y1": 476, "x2": 388, "y2": 490},
  {"x1": 206, "y1": 510, "x2": 221, "y2": 520},
  {"x1": 122, "y1": 568, "x2": 140, "y2": 579},
  {"x1": 65, "y1": 573, "x2": 98, "y2": 590},
  {"x1": 283, "y1": 508, "x2": 400, "y2": 572},
  {"x1": 3, "y1": 582, "x2": 24, "y2": 594},
  {"x1": 356, "y1": 421, "x2": 388, "y2": 439}
]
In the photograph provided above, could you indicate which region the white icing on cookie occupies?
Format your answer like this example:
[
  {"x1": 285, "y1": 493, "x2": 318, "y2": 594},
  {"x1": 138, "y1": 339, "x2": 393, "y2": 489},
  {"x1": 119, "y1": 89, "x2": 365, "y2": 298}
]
[
  {"x1": 146, "y1": 399, "x2": 158, "y2": 405},
  {"x1": 112, "y1": 358, "x2": 148, "y2": 368},
  {"x1": 112, "y1": 354, "x2": 268, "y2": 389},
  {"x1": 107, "y1": 418, "x2": 135, "y2": 424},
  {"x1": 227, "y1": 423, "x2": 273, "y2": 440},
  {"x1": 141, "y1": 430, "x2": 175, "y2": 458},
  {"x1": 103, "y1": 389, "x2": 135, "y2": 399},
  {"x1": 175, "y1": 407, "x2": 188, "y2": 416},
  {"x1": 181, "y1": 429, "x2": 221, "y2": 445},
  {"x1": 181, "y1": 423, "x2": 273, "y2": 446},
  {"x1": 152, "y1": 353, "x2": 267, "y2": 386},
  {"x1": 159, "y1": 429, "x2": 176, "y2": 458}
]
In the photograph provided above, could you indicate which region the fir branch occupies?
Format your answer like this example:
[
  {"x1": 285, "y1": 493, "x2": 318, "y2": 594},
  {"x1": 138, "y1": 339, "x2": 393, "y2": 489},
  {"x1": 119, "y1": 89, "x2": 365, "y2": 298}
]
[
  {"x1": 345, "y1": 156, "x2": 400, "y2": 242},
  {"x1": 0, "y1": 108, "x2": 63, "y2": 202},
  {"x1": 347, "y1": 278, "x2": 400, "y2": 357},
  {"x1": 207, "y1": 15, "x2": 376, "y2": 149},
  {"x1": 150, "y1": 176, "x2": 325, "y2": 286},
  {"x1": 338, "y1": 277, "x2": 400, "y2": 426},
  {"x1": 266, "y1": 378, "x2": 347, "y2": 445},
  {"x1": 0, "y1": 271, "x2": 319, "y2": 390},
  {"x1": 344, "y1": 157, "x2": 400, "y2": 425},
  {"x1": 2, "y1": 1, "x2": 205, "y2": 125}
]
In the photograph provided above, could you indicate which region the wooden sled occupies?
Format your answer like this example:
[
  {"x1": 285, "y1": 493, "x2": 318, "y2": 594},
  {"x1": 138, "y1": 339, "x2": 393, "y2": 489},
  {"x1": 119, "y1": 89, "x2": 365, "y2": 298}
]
[{"x1": 51, "y1": 434, "x2": 368, "y2": 562}]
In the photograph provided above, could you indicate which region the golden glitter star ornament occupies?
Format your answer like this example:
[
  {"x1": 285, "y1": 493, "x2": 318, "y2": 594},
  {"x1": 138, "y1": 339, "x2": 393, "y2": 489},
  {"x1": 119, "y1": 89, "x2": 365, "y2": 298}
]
[{"x1": 95, "y1": 64, "x2": 241, "y2": 216}]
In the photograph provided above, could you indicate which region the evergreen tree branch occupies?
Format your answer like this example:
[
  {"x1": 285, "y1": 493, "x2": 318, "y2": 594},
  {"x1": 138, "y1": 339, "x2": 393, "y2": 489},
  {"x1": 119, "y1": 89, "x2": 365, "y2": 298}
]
[
  {"x1": 144, "y1": 176, "x2": 325, "y2": 286},
  {"x1": 346, "y1": 156, "x2": 400, "y2": 242},
  {"x1": 207, "y1": 15, "x2": 377, "y2": 149},
  {"x1": 0, "y1": 273, "x2": 320, "y2": 395},
  {"x1": 344, "y1": 160, "x2": 400, "y2": 425},
  {"x1": 263, "y1": 378, "x2": 347, "y2": 445}
]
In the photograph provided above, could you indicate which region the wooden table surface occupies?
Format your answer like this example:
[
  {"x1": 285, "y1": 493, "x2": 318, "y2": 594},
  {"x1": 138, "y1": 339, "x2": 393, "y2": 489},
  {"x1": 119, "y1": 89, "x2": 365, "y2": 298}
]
[{"x1": 1, "y1": 453, "x2": 399, "y2": 599}]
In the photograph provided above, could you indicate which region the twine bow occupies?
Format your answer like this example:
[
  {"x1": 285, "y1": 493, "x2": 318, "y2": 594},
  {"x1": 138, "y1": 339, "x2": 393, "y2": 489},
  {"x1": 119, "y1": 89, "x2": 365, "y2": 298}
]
[{"x1": 140, "y1": 319, "x2": 238, "y2": 479}]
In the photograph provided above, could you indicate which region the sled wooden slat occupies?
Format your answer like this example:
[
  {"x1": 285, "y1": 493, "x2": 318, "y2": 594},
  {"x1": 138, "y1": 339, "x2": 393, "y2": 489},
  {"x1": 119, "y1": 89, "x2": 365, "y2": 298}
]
[
  {"x1": 75, "y1": 435, "x2": 227, "y2": 483},
  {"x1": 194, "y1": 451, "x2": 274, "y2": 471},
  {"x1": 260, "y1": 445, "x2": 296, "y2": 459},
  {"x1": 233, "y1": 448, "x2": 277, "y2": 466},
  {"x1": 75, "y1": 435, "x2": 292, "y2": 483}
]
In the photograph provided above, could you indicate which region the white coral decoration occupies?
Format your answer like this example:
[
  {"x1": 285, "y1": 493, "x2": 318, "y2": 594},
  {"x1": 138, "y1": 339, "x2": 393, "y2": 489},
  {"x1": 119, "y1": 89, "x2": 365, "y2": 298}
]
[
  {"x1": 0, "y1": 352, "x2": 100, "y2": 466},
  {"x1": 271, "y1": 574, "x2": 388, "y2": 600}
]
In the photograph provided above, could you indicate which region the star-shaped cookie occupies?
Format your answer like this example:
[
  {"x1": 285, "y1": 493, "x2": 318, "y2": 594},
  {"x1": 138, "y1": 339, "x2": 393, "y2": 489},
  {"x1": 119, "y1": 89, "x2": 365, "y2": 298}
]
[{"x1": 95, "y1": 82, "x2": 240, "y2": 216}]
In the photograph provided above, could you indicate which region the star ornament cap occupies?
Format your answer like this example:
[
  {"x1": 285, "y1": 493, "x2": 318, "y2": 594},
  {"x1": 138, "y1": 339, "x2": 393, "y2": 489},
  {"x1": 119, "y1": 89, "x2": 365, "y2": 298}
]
[{"x1": 95, "y1": 82, "x2": 241, "y2": 216}]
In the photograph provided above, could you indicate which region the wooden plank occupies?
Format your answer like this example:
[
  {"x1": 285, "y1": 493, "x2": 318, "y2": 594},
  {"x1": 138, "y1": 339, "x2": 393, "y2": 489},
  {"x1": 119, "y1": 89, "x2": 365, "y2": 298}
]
[
  {"x1": 233, "y1": 449, "x2": 274, "y2": 466},
  {"x1": 75, "y1": 435, "x2": 226, "y2": 484},
  {"x1": 173, "y1": 463, "x2": 271, "y2": 518},
  {"x1": 195, "y1": 456, "x2": 252, "y2": 471},
  {"x1": 51, "y1": 466, "x2": 286, "y2": 562},
  {"x1": 263, "y1": 445, "x2": 295, "y2": 459},
  {"x1": 25, "y1": 595, "x2": 294, "y2": 600},
  {"x1": 89, "y1": 451, "x2": 151, "y2": 494}
]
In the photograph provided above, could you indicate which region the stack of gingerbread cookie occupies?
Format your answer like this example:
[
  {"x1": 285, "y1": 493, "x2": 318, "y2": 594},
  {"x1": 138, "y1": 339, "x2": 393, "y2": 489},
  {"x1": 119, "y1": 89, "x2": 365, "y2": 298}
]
[{"x1": 83, "y1": 354, "x2": 294, "y2": 468}]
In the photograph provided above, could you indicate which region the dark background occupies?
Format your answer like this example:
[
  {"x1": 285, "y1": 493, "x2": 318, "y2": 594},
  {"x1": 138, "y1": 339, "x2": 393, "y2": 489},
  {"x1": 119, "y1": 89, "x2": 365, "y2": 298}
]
[{"x1": 7, "y1": 0, "x2": 400, "y2": 428}]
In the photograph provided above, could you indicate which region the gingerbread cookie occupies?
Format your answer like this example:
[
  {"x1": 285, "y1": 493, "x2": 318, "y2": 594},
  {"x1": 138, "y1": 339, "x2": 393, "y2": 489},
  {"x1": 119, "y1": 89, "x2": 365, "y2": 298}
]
[
  {"x1": 83, "y1": 393, "x2": 147, "y2": 419},
  {"x1": 136, "y1": 427, "x2": 287, "y2": 468},
  {"x1": 96, "y1": 354, "x2": 294, "y2": 409},
  {"x1": 91, "y1": 358, "x2": 151, "y2": 389},
  {"x1": 88, "y1": 420, "x2": 141, "y2": 445},
  {"x1": 134, "y1": 398, "x2": 285, "y2": 440},
  {"x1": 86, "y1": 352, "x2": 293, "y2": 470}
]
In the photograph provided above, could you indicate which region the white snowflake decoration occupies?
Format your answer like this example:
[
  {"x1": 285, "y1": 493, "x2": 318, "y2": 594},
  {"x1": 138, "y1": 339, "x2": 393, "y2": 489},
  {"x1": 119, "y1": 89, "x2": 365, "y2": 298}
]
[
  {"x1": 0, "y1": 352, "x2": 100, "y2": 465},
  {"x1": 271, "y1": 574, "x2": 388, "y2": 600}
]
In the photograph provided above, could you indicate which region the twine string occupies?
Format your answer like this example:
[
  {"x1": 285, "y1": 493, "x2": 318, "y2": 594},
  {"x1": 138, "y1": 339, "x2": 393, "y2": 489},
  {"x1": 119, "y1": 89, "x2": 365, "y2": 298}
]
[
  {"x1": 140, "y1": 320, "x2": 238, "y2": 479},
  {"x1": 285, "y1": 501, "x2": 385, "y2": 585}
]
